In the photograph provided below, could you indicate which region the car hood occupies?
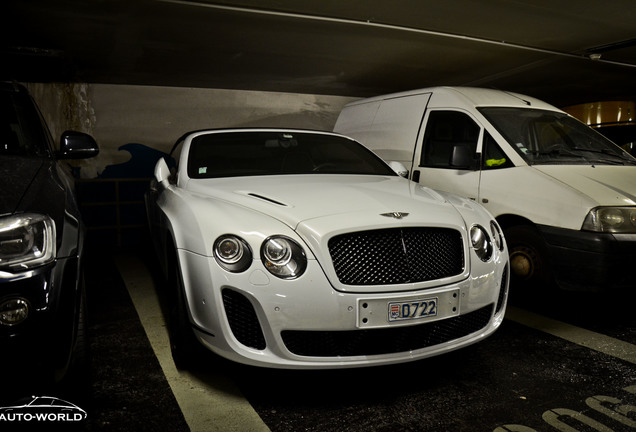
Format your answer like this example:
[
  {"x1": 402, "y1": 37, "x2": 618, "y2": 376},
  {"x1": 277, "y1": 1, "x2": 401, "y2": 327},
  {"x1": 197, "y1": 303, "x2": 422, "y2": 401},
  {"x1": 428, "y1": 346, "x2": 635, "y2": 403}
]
[
  {"x1": 184, "y1": 175, "x2": 468, "y2": 233},
  {"x1": 534, "y1": 165, "x2": 636, "y2": 206},
  {"x1": 0, "y1": 156, "x2": 44, "y2": 214}
]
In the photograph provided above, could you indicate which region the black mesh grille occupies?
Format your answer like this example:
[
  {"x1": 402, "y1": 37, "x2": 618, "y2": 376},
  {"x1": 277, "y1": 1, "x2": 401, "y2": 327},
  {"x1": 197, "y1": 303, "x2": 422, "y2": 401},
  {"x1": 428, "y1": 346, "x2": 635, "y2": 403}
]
[
  {"x1": 281, "y1": 304, "x2": 494, "y2": 357},
  {"x1": 222, "y1": 289, "x2": 266, "y2": 350},
  {"x1": 328, "y1": 227, "x2": 464, "y2": 285}
]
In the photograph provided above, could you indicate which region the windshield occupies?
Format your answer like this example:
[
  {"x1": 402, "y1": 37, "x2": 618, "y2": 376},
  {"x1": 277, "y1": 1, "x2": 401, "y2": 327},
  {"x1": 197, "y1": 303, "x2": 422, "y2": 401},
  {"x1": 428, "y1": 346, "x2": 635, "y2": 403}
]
[
  {"x1": 479, "y1": 107, "x2": 636, "y2": 166},
  {"x1": 0, "y1": 91, "x2": 52, "y2": 158},
  {"x1": 187, "y1": 131, "x2": 397, "y2": 178}
]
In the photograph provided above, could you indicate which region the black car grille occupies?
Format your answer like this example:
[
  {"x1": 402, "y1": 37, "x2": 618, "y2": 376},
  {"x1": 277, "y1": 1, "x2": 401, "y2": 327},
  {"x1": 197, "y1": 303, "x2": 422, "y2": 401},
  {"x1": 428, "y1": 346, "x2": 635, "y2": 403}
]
[
  {"x1": 222, "y1": 289, "x2": 266, "y2": 350},
  {"x1": 281, "y1": 304, "x2": 494, "y2": 357},
  {"x1": 328, "y1": 227, "x2": 464, "y2": 285}
]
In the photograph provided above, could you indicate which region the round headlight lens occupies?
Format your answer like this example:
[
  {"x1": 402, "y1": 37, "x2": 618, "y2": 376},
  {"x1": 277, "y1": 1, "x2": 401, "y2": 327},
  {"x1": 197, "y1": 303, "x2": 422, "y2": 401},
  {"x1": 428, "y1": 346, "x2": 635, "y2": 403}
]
[
  {"x1": 216, "y1": 237, "x2": 244, "y2": 264},
  {"x1": 471, "y1": 225, "x2": 493, "y2": 262},
  {"x1": 213, "y1": 235, "x2": 252, "y2": 272},
  {"x1": 263, "y1": 238, "x2": 293, "y2": 266},
  {"x1": 261, "y1": 236, "x2": 307, "y2": 279}
]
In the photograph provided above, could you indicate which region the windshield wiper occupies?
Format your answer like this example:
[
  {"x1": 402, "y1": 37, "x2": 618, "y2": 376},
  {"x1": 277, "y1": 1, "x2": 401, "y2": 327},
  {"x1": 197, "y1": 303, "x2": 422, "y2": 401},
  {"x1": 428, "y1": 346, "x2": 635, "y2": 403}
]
[
  {"x1": 570, "y1": 147, "x2": 636, "y2": 165},
  {"x1": 531, "y1": 147, "x2": 586, "y2": 159}
]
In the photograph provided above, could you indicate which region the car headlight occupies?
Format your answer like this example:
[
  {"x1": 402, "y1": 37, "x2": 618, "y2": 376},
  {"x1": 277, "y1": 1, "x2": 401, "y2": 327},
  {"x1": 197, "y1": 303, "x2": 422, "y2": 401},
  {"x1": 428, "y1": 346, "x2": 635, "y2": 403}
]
[
  {"x1": 470, "y1": 225, "x2": 493, "y2": 262},
  {"x1": 0, "y1": 214, "x2": 56, "y2": 273},
  {"x1": 582, "y1": 207, "x2": 636, "y2": 233},
  {"x1": 213, "y1": 235, "x2": 252, "y2": 272},
  {"x1": 490, "y1": 220, "x2": 505, "y2": 251},
  {"x1": 261, "y1": 236, "x2": 307, "y2": 279}
]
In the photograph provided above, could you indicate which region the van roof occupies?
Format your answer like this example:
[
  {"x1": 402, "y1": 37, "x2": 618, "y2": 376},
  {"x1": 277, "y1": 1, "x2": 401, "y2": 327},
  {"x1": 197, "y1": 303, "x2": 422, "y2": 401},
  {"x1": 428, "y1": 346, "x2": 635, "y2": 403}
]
[{"x1": 345, "y1": 86, "x2": 559, "y2": 111}]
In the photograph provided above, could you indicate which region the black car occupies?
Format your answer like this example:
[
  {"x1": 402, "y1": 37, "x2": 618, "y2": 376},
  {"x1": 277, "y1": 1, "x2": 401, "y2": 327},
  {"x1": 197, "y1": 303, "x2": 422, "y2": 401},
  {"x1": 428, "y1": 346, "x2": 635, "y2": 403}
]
[{"x1": 0, "y1": 82, "x2": 98, "y2": 386}]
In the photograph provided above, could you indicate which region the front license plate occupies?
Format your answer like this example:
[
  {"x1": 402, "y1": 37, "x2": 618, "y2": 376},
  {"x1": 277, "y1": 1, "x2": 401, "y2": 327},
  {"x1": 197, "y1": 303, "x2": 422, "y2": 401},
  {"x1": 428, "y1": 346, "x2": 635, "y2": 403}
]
[
  {"x1": 388, "y1": 297, "x2": 438, "y2": 322},
  {"x1": 357, "y1": 289, "x2": 459, "y2": 328}
]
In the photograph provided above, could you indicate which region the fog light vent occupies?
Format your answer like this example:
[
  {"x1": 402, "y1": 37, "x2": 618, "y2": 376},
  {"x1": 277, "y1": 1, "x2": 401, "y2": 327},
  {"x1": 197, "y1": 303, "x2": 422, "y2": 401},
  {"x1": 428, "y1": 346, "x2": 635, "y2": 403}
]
[{"x1": 0, "y1": 298, "x2": 30, "y2": 326}]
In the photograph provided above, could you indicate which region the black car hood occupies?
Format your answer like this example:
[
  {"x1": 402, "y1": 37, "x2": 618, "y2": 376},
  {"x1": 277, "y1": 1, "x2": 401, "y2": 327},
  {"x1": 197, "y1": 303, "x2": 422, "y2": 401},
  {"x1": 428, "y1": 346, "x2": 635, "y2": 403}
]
[{"x1": 0, "y1": 156, "x2": 45, "y2": 214}]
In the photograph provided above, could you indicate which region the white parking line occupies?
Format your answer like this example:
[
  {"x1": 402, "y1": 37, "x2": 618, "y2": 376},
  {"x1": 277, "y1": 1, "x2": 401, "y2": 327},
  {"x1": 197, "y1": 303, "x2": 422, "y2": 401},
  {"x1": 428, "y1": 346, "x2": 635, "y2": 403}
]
[
  {"x1": 114, "y1": 253, "x2": 271, "y2": 432},
  {"x1": 505, "y1": 306, "x2": 636, "y2": 365}
]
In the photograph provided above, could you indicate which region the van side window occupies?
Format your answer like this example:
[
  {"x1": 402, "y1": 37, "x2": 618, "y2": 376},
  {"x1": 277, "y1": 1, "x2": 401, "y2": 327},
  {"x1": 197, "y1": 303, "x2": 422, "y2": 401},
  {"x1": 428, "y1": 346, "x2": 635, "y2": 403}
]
[
  {"x1": 482, "y1": 131, "x2": 514, "y2": 169},
  {"x1": 420, "y1": 111, "x2": 479, "y2": 168}
]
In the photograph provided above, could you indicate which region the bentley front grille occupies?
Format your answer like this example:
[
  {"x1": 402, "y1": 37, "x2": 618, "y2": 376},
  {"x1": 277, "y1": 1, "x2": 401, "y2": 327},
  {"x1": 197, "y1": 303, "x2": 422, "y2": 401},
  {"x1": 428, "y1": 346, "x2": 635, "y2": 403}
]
[{"x1": 328, "y1": 227, "x2": 464, "y2": 285}]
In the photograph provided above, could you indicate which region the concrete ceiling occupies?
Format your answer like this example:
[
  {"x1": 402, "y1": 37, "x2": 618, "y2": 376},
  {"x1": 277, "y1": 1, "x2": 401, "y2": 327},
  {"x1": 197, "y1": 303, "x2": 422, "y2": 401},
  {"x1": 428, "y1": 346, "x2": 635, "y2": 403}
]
[{"x1": 4, "y1": 0, "x2": 636, "y2": 107}]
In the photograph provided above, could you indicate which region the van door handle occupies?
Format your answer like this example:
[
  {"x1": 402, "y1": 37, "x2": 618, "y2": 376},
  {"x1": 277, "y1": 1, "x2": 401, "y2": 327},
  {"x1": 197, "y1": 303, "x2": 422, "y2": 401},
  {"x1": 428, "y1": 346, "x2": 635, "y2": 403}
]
[{"x1": 412, "y1": 170, "x2": 421, "y2": 183}]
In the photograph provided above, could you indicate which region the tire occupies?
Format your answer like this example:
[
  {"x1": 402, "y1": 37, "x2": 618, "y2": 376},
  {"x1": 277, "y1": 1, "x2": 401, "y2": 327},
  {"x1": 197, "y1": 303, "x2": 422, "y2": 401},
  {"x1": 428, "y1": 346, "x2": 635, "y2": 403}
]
[
  {"x1": 54, "y1": 278, "x2": 90, "y2": 395},
  {"x1": 168, "y1": 259, "x2": 200, "y2": 370},
  {"x1": 505, "y1": 225, "x2": 555, "y2": 292}
]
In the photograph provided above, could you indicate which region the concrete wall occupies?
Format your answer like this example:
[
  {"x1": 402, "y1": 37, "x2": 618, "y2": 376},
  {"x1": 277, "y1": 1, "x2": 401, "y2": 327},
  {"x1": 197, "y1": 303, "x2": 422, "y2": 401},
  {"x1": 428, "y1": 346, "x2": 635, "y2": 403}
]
[
  {"x1": 24, "y1": 83, "x2": 357, "y2": 246},
  {"x1": 27, "y1": 83, "x2": 357, "y2": 178}
]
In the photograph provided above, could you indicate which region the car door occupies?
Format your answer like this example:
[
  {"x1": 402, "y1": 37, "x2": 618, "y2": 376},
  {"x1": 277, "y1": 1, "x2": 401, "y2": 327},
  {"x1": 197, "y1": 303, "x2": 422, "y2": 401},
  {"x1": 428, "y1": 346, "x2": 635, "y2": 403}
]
[{"x1": 412, "y1": 109, "x2": 482, "y2": 202}]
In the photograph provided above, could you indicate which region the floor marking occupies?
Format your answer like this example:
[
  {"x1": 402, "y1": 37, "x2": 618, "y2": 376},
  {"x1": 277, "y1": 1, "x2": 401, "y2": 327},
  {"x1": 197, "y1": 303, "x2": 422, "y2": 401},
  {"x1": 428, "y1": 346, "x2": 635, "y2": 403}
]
[
  {"x1": 506, "y1": 306, "x2": 636, "y2": 365},
  {"x1": 115, "y1": 253, "x2": 271, "y2": 432}
]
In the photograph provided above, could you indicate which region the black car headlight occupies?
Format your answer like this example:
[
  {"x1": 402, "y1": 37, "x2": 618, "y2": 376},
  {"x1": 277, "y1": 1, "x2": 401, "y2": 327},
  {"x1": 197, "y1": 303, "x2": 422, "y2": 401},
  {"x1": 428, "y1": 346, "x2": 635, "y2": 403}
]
[
  {"x1": 0, "y1": 214, "x2": 56, "y2": 274},
  {"x1": 213, "y1": 235, "x2": 252, "y2": 272},
  {"x1": 261, "y1": 236, "x2": 307, "y2": 279},
  {"x1": 470, "y1": 225, "x2": 493, "y2": 262},
  {"x1": 582, "y1": 207, "x2": 636, "y2": 233}
]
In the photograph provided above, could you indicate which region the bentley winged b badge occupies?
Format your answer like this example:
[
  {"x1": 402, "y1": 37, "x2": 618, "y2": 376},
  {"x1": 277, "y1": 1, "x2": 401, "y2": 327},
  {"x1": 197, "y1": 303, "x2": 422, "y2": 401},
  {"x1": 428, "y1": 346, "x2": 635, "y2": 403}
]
[{"x1": 380, "y1": 212, "x2": 410, "y2": 219}]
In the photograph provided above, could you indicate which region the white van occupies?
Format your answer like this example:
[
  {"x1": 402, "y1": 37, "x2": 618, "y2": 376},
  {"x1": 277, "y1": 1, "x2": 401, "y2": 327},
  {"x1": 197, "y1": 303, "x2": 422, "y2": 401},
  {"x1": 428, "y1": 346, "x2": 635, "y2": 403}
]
[{"x1": 334, "y1": 87, "x2": 636, "y2": 292}]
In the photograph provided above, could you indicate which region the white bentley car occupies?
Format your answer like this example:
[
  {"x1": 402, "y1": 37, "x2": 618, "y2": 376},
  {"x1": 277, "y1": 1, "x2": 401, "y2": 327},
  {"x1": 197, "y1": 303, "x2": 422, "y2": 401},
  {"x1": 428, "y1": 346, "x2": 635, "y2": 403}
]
[{"x1": 146, "y1": 129, "x2": 509, "y2": 369}]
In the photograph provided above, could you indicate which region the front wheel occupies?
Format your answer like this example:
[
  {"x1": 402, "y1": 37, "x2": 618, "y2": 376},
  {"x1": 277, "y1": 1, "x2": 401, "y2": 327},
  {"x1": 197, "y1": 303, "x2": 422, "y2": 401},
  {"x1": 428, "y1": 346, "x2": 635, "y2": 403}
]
[
  {"x1": 505, "y1": 225, "x2": 555, "y2": 291},
  {"x1": 168, "y1": 263, "x2": 200, "y2": 370}
]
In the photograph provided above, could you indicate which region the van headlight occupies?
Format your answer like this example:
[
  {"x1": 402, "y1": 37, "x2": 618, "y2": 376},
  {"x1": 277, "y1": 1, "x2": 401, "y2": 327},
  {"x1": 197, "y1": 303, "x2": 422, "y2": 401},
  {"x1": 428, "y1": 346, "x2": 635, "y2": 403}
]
[
  {"x1": 470, "y1": 225, "x2": 493, "y2": 262},
  {"x1": 0, "y1": 214, "x2": 56, "y2": 274},
  {"x1": 582, "y1": 207, "x2": 636, "y2": 233},
  {"x1": 261, "y1": 236, "x2": 307, "y2": 279}
]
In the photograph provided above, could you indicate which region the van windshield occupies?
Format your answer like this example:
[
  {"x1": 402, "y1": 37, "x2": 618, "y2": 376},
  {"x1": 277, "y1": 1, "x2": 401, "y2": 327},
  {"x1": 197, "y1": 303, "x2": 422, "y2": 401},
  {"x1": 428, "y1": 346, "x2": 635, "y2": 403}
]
[{"x1": 479, "y1": 107, "x2": 636, "y2": 166}]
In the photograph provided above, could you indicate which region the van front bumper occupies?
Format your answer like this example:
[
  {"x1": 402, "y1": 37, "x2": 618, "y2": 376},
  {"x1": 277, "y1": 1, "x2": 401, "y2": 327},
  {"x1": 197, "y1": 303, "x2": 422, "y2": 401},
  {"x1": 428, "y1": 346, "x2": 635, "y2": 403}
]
[{"x1": 538, "y1": 225, "x2": 636, "y2": 292}]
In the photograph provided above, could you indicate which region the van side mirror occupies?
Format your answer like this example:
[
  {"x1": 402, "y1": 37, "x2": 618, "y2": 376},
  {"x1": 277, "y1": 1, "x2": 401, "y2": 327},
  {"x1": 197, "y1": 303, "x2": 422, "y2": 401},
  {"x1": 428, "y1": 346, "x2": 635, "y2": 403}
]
[
  {"x1": 450, "y1": 145, "x2": 479, "y2": 170},
  {"x1": 387, "y1": 161, "x2": 409, "y2": 178},
  {"x1": 57, "y1": 131, "x2": 99, "y2": 159}
]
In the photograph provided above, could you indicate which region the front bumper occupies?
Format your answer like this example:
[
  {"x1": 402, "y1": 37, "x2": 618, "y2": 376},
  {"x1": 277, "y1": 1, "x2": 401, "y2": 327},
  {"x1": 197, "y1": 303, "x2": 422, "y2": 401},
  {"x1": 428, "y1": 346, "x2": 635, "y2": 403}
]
[
  {"x1": 0, "y1": 257, "x2": 79, "y2": 378},
  {"x1": 179, "y1": 249, "x2": 509, "y2": 369},
  {"x1": 539, "y1": 225, "x2": 636, "y2": 292}
]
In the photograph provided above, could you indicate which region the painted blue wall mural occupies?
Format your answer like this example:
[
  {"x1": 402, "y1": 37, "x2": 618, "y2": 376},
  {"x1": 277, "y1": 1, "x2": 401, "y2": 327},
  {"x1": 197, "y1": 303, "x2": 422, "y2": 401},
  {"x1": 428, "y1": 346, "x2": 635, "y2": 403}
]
[{"x1": 76, "y1": 143, "x2": 174, "y2": 248}]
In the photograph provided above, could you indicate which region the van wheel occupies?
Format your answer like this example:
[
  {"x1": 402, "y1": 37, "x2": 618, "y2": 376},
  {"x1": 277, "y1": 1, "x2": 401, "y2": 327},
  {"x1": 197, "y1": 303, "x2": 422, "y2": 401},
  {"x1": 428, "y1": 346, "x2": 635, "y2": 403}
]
[{"x1": 505, "y1": 225, "x2": 554, "y2": 291}]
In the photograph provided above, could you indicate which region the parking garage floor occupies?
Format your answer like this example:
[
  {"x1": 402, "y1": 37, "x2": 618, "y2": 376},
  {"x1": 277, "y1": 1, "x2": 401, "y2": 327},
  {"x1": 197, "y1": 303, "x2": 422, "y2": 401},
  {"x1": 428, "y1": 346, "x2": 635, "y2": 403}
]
[{"x1": 4, "y1": 248, "x2": 635, "y2": 432}]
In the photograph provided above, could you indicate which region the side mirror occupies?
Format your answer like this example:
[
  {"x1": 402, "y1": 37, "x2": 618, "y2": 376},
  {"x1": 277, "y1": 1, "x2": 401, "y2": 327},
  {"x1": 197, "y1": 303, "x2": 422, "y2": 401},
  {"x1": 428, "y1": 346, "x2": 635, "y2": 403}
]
[
  {"x1": 450, "y1": 145, "x2": 478, "y2": 170},
  {"x1": 154, "y1": 157, "x2": 171, "y2": 187},
  {"x1": 387, "y1": 161, "x2": 409, "y2": 178},
  {"x1": 57, "y1": 131, "x2": 99, "y2": 159}
]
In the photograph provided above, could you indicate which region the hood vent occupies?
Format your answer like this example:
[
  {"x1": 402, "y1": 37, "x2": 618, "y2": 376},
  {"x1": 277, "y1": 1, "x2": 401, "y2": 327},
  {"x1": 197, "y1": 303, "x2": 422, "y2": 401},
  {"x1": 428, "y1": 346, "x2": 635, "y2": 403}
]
[{"x1": 247, "y1": 193, "x2": 288, "y2": 207}]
